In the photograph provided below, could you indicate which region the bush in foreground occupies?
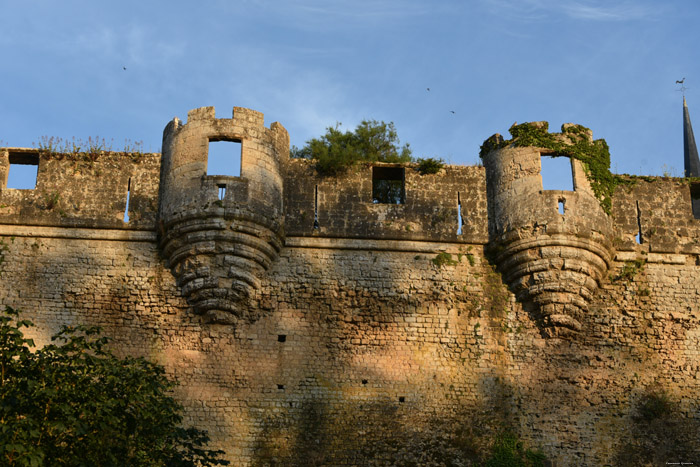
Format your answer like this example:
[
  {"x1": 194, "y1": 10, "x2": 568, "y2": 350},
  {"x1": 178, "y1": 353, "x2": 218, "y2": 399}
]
[{"x1": 0, "y1": 306, "x2": 229, "y2": 466}]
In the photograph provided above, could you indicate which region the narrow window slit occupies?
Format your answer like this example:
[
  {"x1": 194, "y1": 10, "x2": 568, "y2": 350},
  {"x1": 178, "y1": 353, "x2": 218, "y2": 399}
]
[
  {"x1": 218, "y1": 184, "x2": 226, "y2": 201},
  {"x1": 636, "y1": 201, "x2": 643, "y2": 244},
  {"x1": 313, "y1": 185, "x2": 320, "y2": 229},
  {"x1": 123, "y1": 178, "x2": 131, "y2": 223},
  {"x1": 558, "y1": 199, "x2": 565, "y2": 215},
  {"x1": 457, "y1": 192, "x2": 463, "y2": 235}
]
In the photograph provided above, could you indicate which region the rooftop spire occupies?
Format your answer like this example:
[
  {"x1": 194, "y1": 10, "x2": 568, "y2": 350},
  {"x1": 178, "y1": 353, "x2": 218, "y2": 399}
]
[{"x1": 683, "y1": 96, "x2": 700, "y2": 177}]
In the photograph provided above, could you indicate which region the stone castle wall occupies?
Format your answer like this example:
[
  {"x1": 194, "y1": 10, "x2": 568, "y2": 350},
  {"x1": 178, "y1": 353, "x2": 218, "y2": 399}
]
[{"x1": 0, "y1": 107, "x2": 699, "y2": 465}]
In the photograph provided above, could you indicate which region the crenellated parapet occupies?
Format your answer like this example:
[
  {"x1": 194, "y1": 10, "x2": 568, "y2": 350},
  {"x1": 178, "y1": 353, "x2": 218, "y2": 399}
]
[
  {"x1": 158, "y1": 106, "x2": 289, "y2": 323},
  {"x1": 482, "y1": 122, "x2": 615, "y2": 335}
]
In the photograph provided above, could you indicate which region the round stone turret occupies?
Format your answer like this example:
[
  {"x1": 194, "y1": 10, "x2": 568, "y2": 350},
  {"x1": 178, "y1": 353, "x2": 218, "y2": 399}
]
[
  {"x1": 158, "y1": 106, "x2": 289, "y2": 323},
  {"x1": 482, "y1": 122, "x2": 614, "y2": 335}
]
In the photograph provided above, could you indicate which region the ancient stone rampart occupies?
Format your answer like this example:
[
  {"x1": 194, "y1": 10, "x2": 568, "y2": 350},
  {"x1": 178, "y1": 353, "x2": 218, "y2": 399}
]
[
  {"x1": 484, "y1": 125, "x2": 615, "y2": 335},
  {"x1": 158, "y1": 107, "x2": 288, "y2": 323},
  {"x1": 1, "y1": 107, "x2": 699, "y2": 465}
]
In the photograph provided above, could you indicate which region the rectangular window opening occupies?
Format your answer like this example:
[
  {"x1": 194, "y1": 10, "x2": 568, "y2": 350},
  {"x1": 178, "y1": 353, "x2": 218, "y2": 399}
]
[
  {"x1": 218, "y1": 184, "x2": 227, "y2": 201},
  {"x1": 457, "y1": 192, "x2": 463, "y2": 235},
  {"x1": 372, "y1": 167, "x2": 405, "y2": 204},
  {"x1": 541, "y1": 155, "x2": 574, "y2": 191},
  {"x1": 123, "y1": 178, "x2": 131, "y2": 223},
  {"x1": 207, "y1": 140, "x2": 242, "y2": 177},
  {"x1": 7, "y1": 152, "x2": 39, "y2": 189},
  {"x1": 558, "y1": 199, "x2": 565, "y2": 215}
]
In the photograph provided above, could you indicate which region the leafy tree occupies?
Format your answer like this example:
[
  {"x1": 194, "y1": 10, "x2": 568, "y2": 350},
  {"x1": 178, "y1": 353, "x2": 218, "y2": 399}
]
[
  {"x1": 0, "y1": 306, "x2": 229, "y2": 467},
  {"x1": 291, "y1": 120, "x2": 413, "y2": 175}
]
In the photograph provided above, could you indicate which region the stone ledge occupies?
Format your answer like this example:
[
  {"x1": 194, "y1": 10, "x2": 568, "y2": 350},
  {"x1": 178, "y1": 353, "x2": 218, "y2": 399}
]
[
  {"x1": 615, "y1": 251, "x2": 688, "y2": 264},
  {"x1": 285, "y1": 236, "x2": 485, "y2": 252},
  {"x1": 0, "y1": 224, "x2": 157, "y2": 242}
]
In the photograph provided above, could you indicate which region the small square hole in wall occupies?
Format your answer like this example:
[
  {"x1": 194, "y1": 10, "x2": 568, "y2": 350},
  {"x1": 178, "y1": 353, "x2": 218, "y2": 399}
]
[
  {"x1": 540, "y1": 155, "x2": 574, "y2": 191},
  {"x1": 398, "y1": 396, "x2": 405, "y2": 403},
  {"x1": 7, "y1": 152, "x2": 39, "y2": 189},
  {"x1": 277, "y1": 334, "x2": 286, "y2": 343},
  {"x1": 277, "y1": 384, "x2": 285, "y2": 390},
  {"x1": 207, "y1": 140, "x2": 241, "y2": 177},
  {"x1": 372, "y1": 166, "x2": 405, "y2": 204}
]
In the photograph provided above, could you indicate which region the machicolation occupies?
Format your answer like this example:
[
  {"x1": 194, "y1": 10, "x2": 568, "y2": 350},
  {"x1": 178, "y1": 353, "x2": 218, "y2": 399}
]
[{"x1": 1, "y1": 106, "x2": 699, "y2": 465}]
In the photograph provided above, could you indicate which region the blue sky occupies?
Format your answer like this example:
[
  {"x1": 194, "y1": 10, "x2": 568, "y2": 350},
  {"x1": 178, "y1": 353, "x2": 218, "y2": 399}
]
[{"x1": 2, "y1": 0, "x2": 699, "y2": 188}]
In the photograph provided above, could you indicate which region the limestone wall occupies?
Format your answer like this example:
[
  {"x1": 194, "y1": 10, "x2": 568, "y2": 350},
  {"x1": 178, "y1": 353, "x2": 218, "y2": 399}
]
[
  {"x1": 0, "y1": 148, "x2": 160, "y2": 229},
  {"x1": 284, "y1": 159, "x2": 488, "y2": 243},
  {"x1": 1, "y1": 114, "x2": 699, "y2": 465},
  {"x1": 0, "y1": 223, "x2": 698, "y2": 465}
]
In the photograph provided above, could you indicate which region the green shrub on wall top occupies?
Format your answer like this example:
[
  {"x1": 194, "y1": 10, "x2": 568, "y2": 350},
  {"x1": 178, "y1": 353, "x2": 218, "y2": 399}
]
[
  {"x1": 416, "y1": 157, "x2": 445, "y2": 175},
  {"x1": 291, "y1": 120, "x2": 412, "y2": 175}
]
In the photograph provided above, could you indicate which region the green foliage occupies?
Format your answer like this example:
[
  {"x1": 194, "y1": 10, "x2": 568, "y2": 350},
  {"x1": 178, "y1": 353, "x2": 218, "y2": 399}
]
[
  {"x1": 479, "y1": 122, "x2": 627, "y2": 215},
  {"x1": 35, "y1": 136, "x2": 144, "y2": 156},
  {"x1": 292, "y1": 120, "x2": 412, "y2": 175},
  {"x1": 34, "y1": 136, "x2": 145, "y2": 171},
  {"x1": 613, "y1": 258, "x2": 646, "y2": 282},
  {"x1": 484, "y1": 431, "x2": 547, "y2": 467},
  {"x1": 416, "y1": 157, "x2": 445, "y2": 175},
  {"x1": 432, "y1": 252, "x2": 458, "y2": 267},
  {"x1": 0, "y1": 306, "x2": 228, "y2": 467},
  {"x1": 43, "y1": 192, "x2": 60, "y2": 211}
]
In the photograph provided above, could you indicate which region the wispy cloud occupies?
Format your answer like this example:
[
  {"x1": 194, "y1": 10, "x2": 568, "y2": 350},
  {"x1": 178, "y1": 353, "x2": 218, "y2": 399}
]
[
  {"x1": 253, "y1": 0, "x2": 449, "y2": 31},
  {"x1": 481, "y1": 0, "x2": 660, "y2": 22},
  {"x1": 562, "y1": 1, "x2": 659, "y2": 21}
]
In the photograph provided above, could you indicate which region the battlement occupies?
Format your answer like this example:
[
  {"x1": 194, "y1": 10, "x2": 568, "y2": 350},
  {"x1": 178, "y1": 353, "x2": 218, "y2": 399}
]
[
  {"x1": 1, "y1": 119, "x2": 698, "y2": 251},
  {"x1": 1, "y1": 110, "x2": 700, "y2": 464},
  {"x1": 0, "y1": 147, "x2": 160, "y2": 230}
]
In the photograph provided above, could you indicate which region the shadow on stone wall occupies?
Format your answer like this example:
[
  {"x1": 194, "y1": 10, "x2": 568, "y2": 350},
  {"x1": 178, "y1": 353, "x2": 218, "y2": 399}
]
[
  {"x1": 248, "y1": 378, "x2": 529, "y2": 466},
  {"x1": 614, "y1": 385, "x2": 700, "y2": 465}
]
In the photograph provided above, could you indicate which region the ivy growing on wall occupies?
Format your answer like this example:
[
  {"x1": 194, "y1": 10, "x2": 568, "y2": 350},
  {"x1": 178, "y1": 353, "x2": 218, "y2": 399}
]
[{"x1": 480, "y1": 122, "x2": 629, "y2": 215}]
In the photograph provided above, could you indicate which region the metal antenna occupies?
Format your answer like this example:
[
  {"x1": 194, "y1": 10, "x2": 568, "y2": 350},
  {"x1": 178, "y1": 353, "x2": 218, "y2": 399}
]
[{"x1": 676, "y1": 77, "x2": 688, "y2": 96}]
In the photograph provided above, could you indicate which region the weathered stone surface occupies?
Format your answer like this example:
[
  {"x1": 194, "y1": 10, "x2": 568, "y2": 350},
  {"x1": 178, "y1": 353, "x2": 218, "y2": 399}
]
[
  {"x1": 158, "y1": 107, "x2": 288, "y2": 322},
  {"x1": 1, "y1": 111, "x2": 699, "y2": 465},
  {"x1": 484, "y1": 141, "x2": 614, "y2": 335}
]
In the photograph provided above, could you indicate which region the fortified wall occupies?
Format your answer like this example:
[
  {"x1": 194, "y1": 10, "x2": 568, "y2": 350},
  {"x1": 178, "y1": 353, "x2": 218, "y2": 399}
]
[{"x1": 1, "y1": 106, "x2": 699, "y2": 465}]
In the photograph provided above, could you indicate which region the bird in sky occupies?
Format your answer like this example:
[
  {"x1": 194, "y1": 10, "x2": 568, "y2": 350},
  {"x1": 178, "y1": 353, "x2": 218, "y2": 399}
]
[
  {"x1": 676, "y1": 78, "x2": 685, "y2": 84},
  {"x1": 426, "y1": 88, "x2": 430, "y2": 91},
  {"x1": 123, "y1": 66, "x2": 127, "y2": 71},
  {"x1": 450, "y1": 110, "x2": 455, "y2": 114}
]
